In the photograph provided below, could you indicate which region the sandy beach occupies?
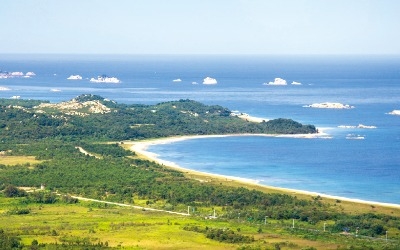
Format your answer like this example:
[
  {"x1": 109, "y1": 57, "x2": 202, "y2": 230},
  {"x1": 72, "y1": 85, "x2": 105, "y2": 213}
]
[
  {"x1": 125, "y1": 128, "x2": 400, "y2": 210},
  {"x1": 237, "y1": 113, "x2": 270, "y2": 123}
]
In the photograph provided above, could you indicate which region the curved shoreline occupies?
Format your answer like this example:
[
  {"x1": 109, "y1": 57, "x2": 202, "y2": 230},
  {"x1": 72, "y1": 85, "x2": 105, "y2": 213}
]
[{"x1": 126, "y1": 133, "x2": 400, "y2": 209}]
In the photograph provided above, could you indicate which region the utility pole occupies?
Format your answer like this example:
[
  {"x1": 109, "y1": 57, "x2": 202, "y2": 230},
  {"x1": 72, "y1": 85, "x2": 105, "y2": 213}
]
[{"x1": 292, "y1": 219, "x2": 295, "y2": 229}]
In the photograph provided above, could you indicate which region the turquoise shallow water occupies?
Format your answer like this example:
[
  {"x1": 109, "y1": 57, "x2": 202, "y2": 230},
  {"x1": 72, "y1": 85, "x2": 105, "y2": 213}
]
[{"x1": 1, "y1": 54, "x2": 399, "y2": 204}]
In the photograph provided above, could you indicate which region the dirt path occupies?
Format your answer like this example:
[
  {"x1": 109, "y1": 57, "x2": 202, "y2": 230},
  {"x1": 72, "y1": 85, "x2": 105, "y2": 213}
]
[{"x1": 75, "y1": 146, "x2": 101, "y2": 159}]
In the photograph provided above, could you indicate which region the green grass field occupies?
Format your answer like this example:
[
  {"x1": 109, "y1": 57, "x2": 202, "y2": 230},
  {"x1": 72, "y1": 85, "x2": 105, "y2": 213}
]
[
  {"x1": 0, "y1": 197, "x2": 231, "y2": 249},
  {"x1": 1, "y1": 195, "x2": 398, "y2": 249}
]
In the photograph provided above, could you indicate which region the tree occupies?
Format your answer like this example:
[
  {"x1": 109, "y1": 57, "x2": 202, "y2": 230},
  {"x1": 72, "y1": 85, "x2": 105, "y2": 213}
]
[{"x1": 3, "y1": 184, "x2": 26, "y2": 197}]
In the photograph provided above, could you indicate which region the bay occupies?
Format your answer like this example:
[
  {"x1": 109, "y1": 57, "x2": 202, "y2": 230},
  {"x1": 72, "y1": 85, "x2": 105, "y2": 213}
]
[{"x1": 1, "y1": 54, "x2": 399, "y2": 204}]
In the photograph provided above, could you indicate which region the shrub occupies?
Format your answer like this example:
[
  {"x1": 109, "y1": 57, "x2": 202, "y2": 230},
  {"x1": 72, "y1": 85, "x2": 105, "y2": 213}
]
[{"x1": 3, "y1": 184, "x2": 27, "y2": 197}]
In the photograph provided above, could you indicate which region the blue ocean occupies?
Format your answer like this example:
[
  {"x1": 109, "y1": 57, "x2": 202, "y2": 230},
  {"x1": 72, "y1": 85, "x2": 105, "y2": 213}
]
[{"x1": 1, "y1": 54, "x2": 399, "y2": 204}]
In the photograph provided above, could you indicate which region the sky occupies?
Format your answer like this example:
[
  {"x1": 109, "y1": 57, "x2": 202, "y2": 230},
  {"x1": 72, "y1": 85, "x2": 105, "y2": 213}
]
[{"x1": 1, "y1": 0, "x2": 400, "y2": 55}]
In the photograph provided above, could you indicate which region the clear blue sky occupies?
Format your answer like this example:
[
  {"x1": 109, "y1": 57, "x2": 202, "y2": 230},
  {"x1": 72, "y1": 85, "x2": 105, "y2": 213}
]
[{"x1": 1, "y1": 0, "x2": 399, "y2": 55}]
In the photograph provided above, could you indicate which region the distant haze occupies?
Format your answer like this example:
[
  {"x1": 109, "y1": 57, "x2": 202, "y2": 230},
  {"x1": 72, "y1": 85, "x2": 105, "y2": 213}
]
[{"x1": 1, "y1": 0, "x2": 399, "y2": 55}]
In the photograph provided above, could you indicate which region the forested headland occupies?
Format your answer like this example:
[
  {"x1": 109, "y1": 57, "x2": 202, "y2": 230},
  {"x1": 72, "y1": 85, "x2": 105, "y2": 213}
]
[
  {"x1": 0, "y1": 95, "x2": 399, "y2": 249},
  {"x1": 0, "y1": 94, "x2": 316, "y2": 142}
]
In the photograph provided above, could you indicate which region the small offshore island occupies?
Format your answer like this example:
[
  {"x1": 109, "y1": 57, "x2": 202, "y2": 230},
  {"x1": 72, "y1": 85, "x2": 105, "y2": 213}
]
[
  {"x1": 1, "y1": 94, "x2": 399, "y2": 249},
  {"x1": 0, "y1": 70, "x2": 36, "y2": 78},
  {"x1": 90, "y1": 75, "x2": 121, "y2": 83},
  {"x1": 303, "y1": 102, "x2": 354, "y2": 109}
]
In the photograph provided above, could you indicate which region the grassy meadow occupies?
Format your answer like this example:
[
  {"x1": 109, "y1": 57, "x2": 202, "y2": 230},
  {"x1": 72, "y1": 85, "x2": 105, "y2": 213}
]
[
  {"x1": 1, "y1": 192, "x2": 400, "y2": 249},
  {"x1": 0, "y1": 155, "x2": 42, "y2": 166}
]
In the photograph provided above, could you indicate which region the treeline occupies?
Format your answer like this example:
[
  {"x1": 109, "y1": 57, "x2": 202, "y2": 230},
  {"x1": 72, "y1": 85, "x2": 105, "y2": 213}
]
[
  {"x1": 3, "y1": 184, "x2": 78, "y2": 206},
  {"x1": 0, "y1": 95, "x2": 317, "y2": 142},
  {"x1": 1, "y1": 142, "x2": 399, "y2": 238}
]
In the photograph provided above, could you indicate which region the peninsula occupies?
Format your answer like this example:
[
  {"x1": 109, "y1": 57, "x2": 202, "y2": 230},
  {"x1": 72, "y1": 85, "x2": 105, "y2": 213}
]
[{"x1": 0, "y1": 94, "x2": 317, "y2": 142}]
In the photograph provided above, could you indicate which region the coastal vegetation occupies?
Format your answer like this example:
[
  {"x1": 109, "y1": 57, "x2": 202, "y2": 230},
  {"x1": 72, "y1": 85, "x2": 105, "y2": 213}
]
[
  {"x1": 0, "y1": 94, "x2": 316, "y2": 142},
  {"x1": 0, "y1": 95, "x2": 399, "y2": 249}
]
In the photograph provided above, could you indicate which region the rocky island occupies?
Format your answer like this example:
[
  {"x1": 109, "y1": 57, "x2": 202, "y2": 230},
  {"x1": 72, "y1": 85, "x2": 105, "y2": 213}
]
[{"x1": 303, "y1": 102, "x2": 354, "y2": 109}]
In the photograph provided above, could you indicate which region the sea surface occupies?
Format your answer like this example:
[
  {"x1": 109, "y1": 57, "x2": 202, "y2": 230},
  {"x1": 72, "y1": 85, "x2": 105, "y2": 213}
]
[{"x1": 1, "y1": 54, "x2": 400, "y2": 204}]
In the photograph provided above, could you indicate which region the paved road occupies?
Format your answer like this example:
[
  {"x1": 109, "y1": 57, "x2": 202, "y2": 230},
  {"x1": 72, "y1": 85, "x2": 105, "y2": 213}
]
[{"x1": 70, "y1": 195, "x2": 190, "y2": 216}]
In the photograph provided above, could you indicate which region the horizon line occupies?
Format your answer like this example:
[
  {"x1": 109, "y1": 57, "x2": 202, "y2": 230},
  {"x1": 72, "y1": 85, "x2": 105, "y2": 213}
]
[{"x1": 1, "y1": 53, "x2": 400, "y2": 57}]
